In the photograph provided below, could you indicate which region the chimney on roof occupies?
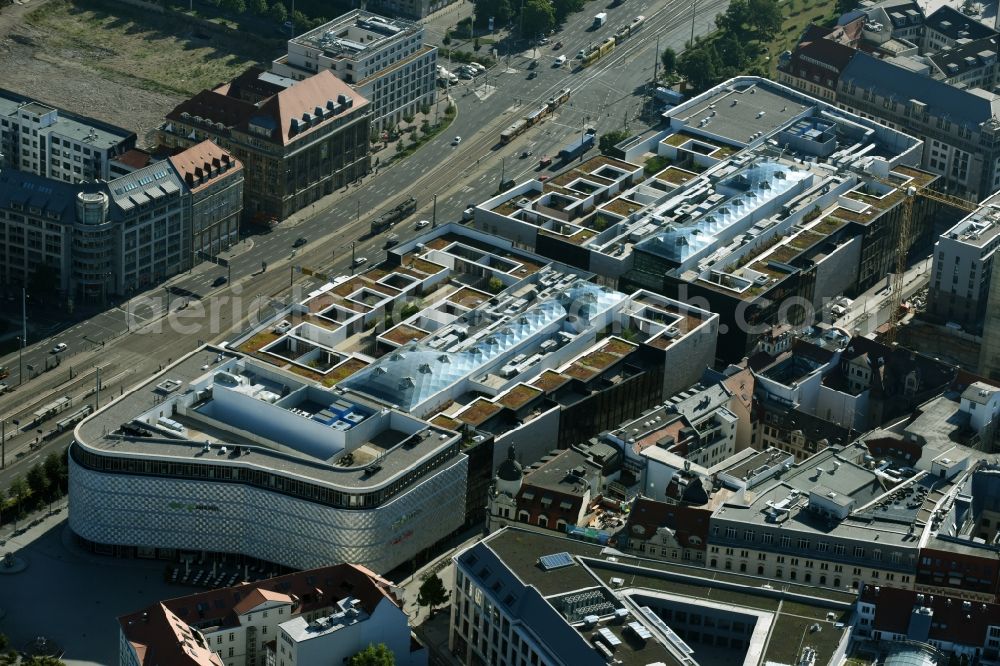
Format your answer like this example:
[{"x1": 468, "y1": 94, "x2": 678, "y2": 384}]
[
  {"x1": 185, "y1": 173, "x2": 195, "y2": 186},
  {"x1": 290, "y1": 118, "x2": 300, "y2": 134},
  {"x1": 212, "y1": 156, "x2": 221, "y2": 168},
  {"x1": 326, "y1": 99, "x2": 336, "y2": 110},
  {"x1": 315, "y1": 106, "x2": 324, "y2": 118},
  {"x1": 337, "y1": 93, "x2": 353, "y2": 109}
]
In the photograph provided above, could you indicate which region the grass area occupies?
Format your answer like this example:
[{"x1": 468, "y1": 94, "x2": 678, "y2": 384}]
[
  {"x1": 26, "y1": 0, "x2": 272, "y2": 97},
  {"x1": 766, "y1": 0, "x2": 839, "y2": 74}
]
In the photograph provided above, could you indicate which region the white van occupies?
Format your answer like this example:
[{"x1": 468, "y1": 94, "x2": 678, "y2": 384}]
[{"x1": 554, "y1": 55, "x2": 567, "y2": 67}]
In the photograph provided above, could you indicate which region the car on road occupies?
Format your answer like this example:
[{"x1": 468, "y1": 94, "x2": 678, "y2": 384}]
[
  {"x1": 553, "y1": 41, "x2": 563, "y2": 49},
  {"x1": 416, "y1": 219, "x2": 431, "y2": 229},
  {"x1": 293, "y1": 237, "x2": 308, "y2": 248},
  {"x1": 538, "y1": 156, "x2": 553, "y2": 168},
  {"x1": 554, "y1": 55, "x2": 566, "y2": 66},
  {"x1": 0, "y1": 383, "x2": 8, "y2": 394},
  {"x1": 384, "y1": 236, "x2": 400, "y2": 249},
  {"x1": 213, "y1": 276, "x2": 228, "y2": 287},
  {"x1": 452, "y1": 136, "x2": 462, "y2": 145},
  {"x1": 527, "y1": 71, "x2": 538, "y2": 79},
  {"x1": 352, "y1": 257, "x2": 368, "y2": 268},
  {"x1": 51, "y1": 343, "x2": 67, "y2": 354},
  {"x1": 577, "y1": 49, "x2": 586, "y2": 59},
  {"x1": 520, "y1": 150, "x2": 533, "y2": 158},
  {"x1": 538, "y1": 175, "x2": 550, "y2": 182},
  {"x1": 528, "y1": 60, "x2": 538, "y2": 69}
]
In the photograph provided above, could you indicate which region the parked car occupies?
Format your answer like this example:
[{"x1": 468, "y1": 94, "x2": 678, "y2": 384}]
[
  {"x1": 213, "y1": 276, "x2": 228, "y2": 287},
  {"x1": 0, "y1": 383, "x2": 9, "y2": 394},
  {"x1": 528, "y1": 60, "x2": 538, "y2": 69},
  {"x1": 577, "y1": 49, "x2": 586, "y2": 59},
  {"x1": 352, "y1": 256, "x2": 368, "y2": 268},
  {"x1": 293, "y1": 237, "x2": 308, "y2": 248},
  {"x1": 538, "y1": 37, "x2": 550, "y2": 45},
  {"x1": 51, "y1": 343, "x2": 67, "y2": 354},
  {"x1": 553, "y1": 41, "x2": 563, "y2": 49},
  {"x1": 527, "y1": 71, "x2": 538, "y2": 80},
  {"x1": 538, "y1": 175, "x2": 550, "y2": 182},
  {"x1": 416, "y1": 219, "x2": 431, "y2": 229},
  {"x1": 554, "y1": 55, "x2": 566, "y2": 67},
  {"x1": 452, "y1": 136, "x2": 462, "y2": 146}
]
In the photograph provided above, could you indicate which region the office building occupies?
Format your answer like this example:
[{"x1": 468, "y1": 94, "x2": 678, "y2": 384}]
[
  {"x1": 474, "y1": 77, "x2": 934, "y2": 362},
  {"x1": 0, "y1": 88, "x2": 136, "y2": 184},
  {"x1": 451, "y1": 527, "x2": 857, "y2": 666},
  {"x1": 160, "y1": 68, "x2": 369, "y2": 221},
  {"x1": 169, "y1": 140, "x2": 244, "y2": 258},
  {"x1": 927, "y1": 189, "x2": 1000, "y2": 330},
  {"x1": 777, "y1": 4, "x2": 1000, "y2": 199},
  {"x1": 69, "y1": 345, "x2": 468, "y2": 574},
  {"x1": 119, "y1": 563, "x2": 425, "y2": 666},
  {"x1": 271, "y1": 11, "x2": 437, "y2": 129},
  {"x1": 0, "y1": 141, "x2": 242, "y2": 302}
]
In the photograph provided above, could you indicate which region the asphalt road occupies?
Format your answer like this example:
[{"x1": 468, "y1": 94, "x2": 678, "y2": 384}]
[{"x1": 0, "y1": 0, "x2": 731, "y2": 483}]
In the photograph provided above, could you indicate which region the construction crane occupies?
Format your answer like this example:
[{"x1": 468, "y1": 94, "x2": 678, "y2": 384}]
[{"x1": 885, "y1": 183, "x2": 978, "y2": 344}]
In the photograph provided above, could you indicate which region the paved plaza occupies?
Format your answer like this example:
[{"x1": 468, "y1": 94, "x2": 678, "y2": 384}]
[{"x1": 0, "y1": 508, "x2": 201, "y2": 666}]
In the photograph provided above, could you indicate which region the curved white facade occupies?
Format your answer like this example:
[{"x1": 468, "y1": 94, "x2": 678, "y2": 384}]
[{"x1": 69, "y1": 451, "x2": 467, "y2": 573}]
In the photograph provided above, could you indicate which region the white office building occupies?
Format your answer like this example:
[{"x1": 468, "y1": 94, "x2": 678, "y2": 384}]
[
  {"x1": 0, "y1": 89, "x2": 135, "y2": 184},
  {"x1": 70, "y1": 345, "x2": 467, "y2": 574},
  {"x1": 928, "y1": 190, "x2": 1000, "y2": 329},
  {"x1": 271, "y1": 11, "x2": 437, "y2": 129}
]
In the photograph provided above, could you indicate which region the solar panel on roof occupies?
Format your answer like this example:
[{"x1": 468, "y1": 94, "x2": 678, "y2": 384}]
[
  {"x1": 538, "y1": 552, "x2": 574, "y2": 571},
  {"x1": 628, "y1": 621, "x2": 652, "y2": 640},
  {"x1": 598, "y1": 627, "x2": 622, "y2": 647}
]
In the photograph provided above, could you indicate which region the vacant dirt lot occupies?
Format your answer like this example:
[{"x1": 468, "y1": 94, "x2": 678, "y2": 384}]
[{"x1": 0, "y1": 0, "x2": 277, "y2": 146}]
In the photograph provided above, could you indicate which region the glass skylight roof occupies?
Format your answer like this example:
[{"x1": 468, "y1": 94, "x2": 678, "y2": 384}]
[{"x1": 342, "y1": 280, "x2": 625, "y2": 411}]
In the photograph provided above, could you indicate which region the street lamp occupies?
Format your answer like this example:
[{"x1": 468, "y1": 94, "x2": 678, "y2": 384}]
[
  {"x1": 15, "y1": 336, "x2": 22, "y2": 386},
  {"x1": 432, "y1": 193, "x2": 438, "y2": 228}
]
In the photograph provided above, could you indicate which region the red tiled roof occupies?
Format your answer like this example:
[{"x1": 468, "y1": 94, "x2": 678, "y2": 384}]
[
  {"x1": 119, "y1": 563, "x2": 399, "y2": 665},
  {"x1": 168, "y1": 140, "x2": 242, "y2": 193},
  {"x1": 166, "y1": 69, "x2": 369, "y2": 147},
  {"x1": 113, "y1": 149, "x2": 153, "y2": 170},
  {"x1": 122, "y1": 603, "x2": 224, "y2": 666}
]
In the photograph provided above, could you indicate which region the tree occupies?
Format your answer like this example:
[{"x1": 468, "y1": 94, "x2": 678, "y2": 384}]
[
  {"x1": 552, "y1": 0, "x2": 585, "y2": 21},
  {"x1": 348, "y1": 644, "x2": 395, "y2": 666},
  {"x1": 442, "y1": 33, "x2": 452, "y2": 45},
  {"x1": 715, "y1": 0, "x2": 752, "y2": 34},
  {"x1": 8, "y1": 475, "x2": 28, "y2": 516},
  {"x1": 43, "y1": 452, "x2": 65, "y2": 494},
  {"x1": 221, "y1": 0, "x2": 246, "y2": 14},
  {"x1": 679, "y1": 45, "x2": 719, "y2": 92},
  {"x1": 417, "y1": 573, "x2": 450, "y2": 614},
  {"x1": 521, "y1": 0, "x2": 555, "y2": 38},
  {"x1": 268, "y1": 0, "x2": 286, "y2": 21},
  {"x1": 748, "y1": 0, "x2": 782, "y2": 39},
  {"x1": 660, "y1": 47, "x2": 677, "y2": 76},
  {"x1": 487, "y1": 277, "x2": 504, "y2": 293},
  {"x1": 26, "y1": 463, "x2": 48, "y2": 498},
  {"x1": 599, "y1": 129, "x2": 629, "y2": 155},
  {"x1": 473, "y1": 0, "x2": 512, "y2": 28},
  {"x1": 250, "y1": 0, "x2": 268, "y2": 14},
  {"x1": 716, "y1": 34, "x2": 747, "y2": 70}
]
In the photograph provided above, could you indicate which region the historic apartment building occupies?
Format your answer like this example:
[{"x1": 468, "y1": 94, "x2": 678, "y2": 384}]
[
  {"x1": 119, "y1": 564, "x2": 425, "y2": 666},
  {"x1": 0, "y1": 141, "x2": 243, "y2": 302},
  {"x1": 777, "y1": 6, "x2": 1000, "y2": 199},
  {"x1": 160, "y1": 68, "x2": 369, "y2": 221},
  {"x1": 271, "y1": 11, "x2": 437, "y2": 129},
  {"x1": 168, "y1": 140, "x2": 244, "y2": 258},
  {"x1": 0, "y1": 88, "x2": 136, "y2": 184}
]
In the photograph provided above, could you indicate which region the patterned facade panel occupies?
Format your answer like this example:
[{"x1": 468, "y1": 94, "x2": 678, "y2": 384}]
[{"x1": 69, "y1": 455, "x2": 467, "y2": 573}]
